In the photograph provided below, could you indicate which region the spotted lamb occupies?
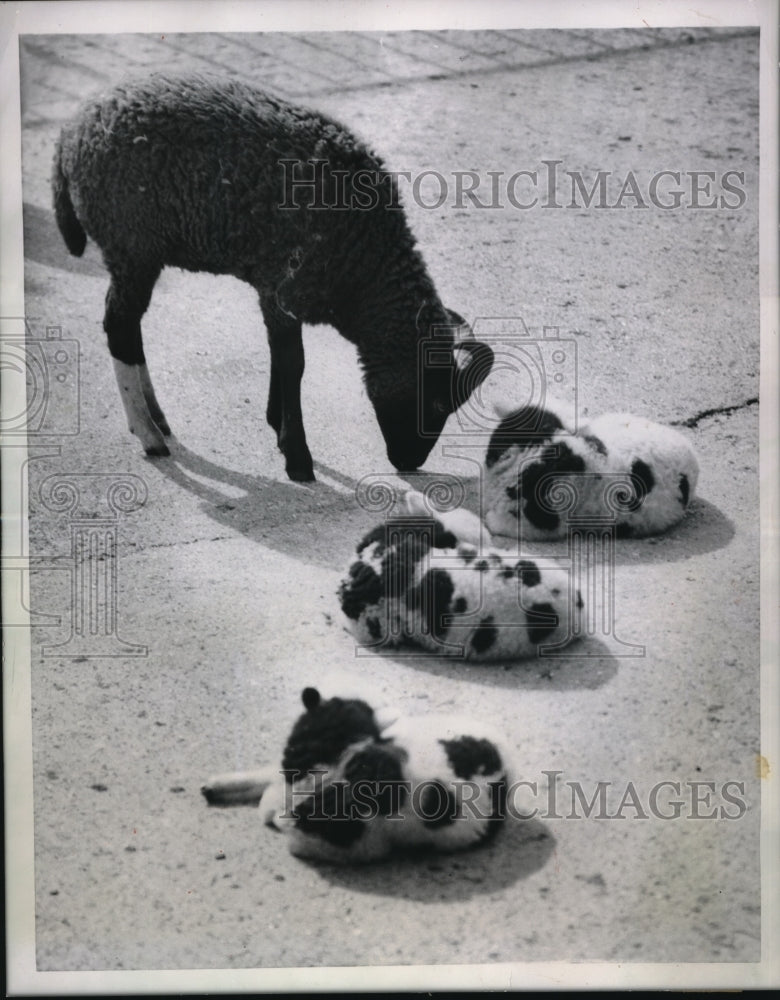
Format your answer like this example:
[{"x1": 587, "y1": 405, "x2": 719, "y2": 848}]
[
  {"x1": 338, "y1": 491, "x2": 580, "y2": 661},
  {"x1": 203, "y1": 686, "x2": 509, "y2": 864},
  {"x1": 483, "y1": 403, "x2": 700, "y2": 541},
  {"x1": 52, "y1": 72, "x2": 493, "y2": 481}
]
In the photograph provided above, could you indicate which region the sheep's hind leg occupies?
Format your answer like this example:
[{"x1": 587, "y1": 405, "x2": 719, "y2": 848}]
[
  {"x1": 104, "y1": 265, "x2": 168, "y2": 455},
  {"x1": 260, "y1": 296, "x2": 314, "y2": 482},
  {"x1": 138, "y1": 364, "x2": 171, "y2": 436}
]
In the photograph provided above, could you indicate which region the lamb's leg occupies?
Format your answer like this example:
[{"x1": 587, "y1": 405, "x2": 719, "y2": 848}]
[
  {"x1": 104, "y1": 264, "x2": 168, "y2": 455},
  {"x1": 201, "y1": 766, "x2": 277, "y2": 807},
  {"x1": 260, "y1": 296, "x2": 314, "y2": 482}
]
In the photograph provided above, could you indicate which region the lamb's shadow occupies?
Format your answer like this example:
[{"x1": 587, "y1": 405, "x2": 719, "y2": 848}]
[
  {"x1": 347, "y1": 636, "x2": 621, "y2": 692},
  {"x1": 401, "y1": 472, "x2": 735, "y2": 566},
  {"x1": 150, "y1": 442, "x2": 374, "y2": 570},
  {"x1": 299, "y1": 817, "x2": 554, "y2": 903}
]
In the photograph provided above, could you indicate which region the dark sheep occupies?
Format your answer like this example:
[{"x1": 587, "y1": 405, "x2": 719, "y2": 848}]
[{"x1": 52, "y1": 72, "x2": 494, "y2": 480}]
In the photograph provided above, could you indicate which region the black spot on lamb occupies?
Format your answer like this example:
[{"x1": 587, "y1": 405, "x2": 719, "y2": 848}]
[
  {"x1": 484, "y1": 402, "x2": 700, "y2": 540},
  {"x1": 338, "y1": 490, "x2": 580, "y2": 660},
  {"x1": 202, "y1": 686, "x2": 509, "y2": 864},
  {"x1": 52, "y1": 72, "x2": 493, "y2": 480}
]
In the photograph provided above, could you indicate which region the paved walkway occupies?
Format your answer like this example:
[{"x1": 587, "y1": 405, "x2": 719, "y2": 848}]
[{"x1": 11, "y1": 22, "x2": 764, "y2": 986}]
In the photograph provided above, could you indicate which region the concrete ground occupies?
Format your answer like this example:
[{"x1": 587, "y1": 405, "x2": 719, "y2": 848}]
[{"x1": 11, "y1": 23, "x2": 763, "y2": 980}]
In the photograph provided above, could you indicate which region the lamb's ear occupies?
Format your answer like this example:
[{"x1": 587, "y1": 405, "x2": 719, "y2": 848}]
[
  {"x1": 453, "y1": 340, "x2": 494, "y2": 407},
  {"x1": 302, "y1": 687, "x2": 321, "y2": 711},
  {"x1": 374, "y1": 705, "x2": 400, "y2": 733},
  {"x1": 439, "y1": 506, "x2": 490, "y2": 548},
  {"x1": 404, "y1": 491, "x2": 429, "y2": 517}
]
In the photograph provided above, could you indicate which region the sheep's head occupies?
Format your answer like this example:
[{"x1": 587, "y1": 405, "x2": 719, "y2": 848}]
[{"x1": 371, "y1": 306, "x2": 494, "y2": 472}]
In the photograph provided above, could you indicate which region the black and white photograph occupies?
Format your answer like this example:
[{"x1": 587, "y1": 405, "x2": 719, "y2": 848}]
[{"x1": 2, "y1": 0, "x2": 778, "y2": 993}]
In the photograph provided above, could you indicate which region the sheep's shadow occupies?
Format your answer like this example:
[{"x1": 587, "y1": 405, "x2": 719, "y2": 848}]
[
  {"x1": 149, "y1": 441, "x2": 373, "y2": 570},
  {"x1": 400, "y1": 471, "x2": 735, "y2": 565},
  {"x1": 296, "y1": 817, "x2": 554, "y2": 903},
  {"x1": 344, "y1": 636, "x2": 622, "y2": 692}
]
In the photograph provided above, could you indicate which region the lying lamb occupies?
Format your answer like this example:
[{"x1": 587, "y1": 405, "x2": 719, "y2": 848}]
[
  {"x1": 483, "y1": 403, "x2": 700, "y2": 540},
  {"x1": 52, "y1": 72, "x2": 493, "y2": 480},
  {"x1": 202, "y1": 686, "x2": 509, "y2": 863},
  {"x1": 338, "y1": 491, "x2": 580, "y2": 660}
]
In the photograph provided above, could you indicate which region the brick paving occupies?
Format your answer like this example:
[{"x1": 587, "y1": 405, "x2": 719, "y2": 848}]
[{"x1": 20, "y1": 27, "x2": 757, "y2": 123}]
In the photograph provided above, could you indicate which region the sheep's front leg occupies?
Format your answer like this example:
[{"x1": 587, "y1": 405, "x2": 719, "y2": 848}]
[
  {"x1": 104, "y1": 265, "x2": 169, "y2": 455},
  {"x1": 260, "y1": 297, "x2": 314, "y2": 482}
]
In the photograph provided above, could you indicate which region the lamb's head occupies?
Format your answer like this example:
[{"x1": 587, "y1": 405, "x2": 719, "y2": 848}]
[
  {"x1": 271, "y1": 687, "x2": 407, "y2": 858},
  {"x1": 281, "y1": 687, "x2": 381, "y2": 779},
  {"x1": 370, "y1": 307, "x2": 494, "y2": 472}
]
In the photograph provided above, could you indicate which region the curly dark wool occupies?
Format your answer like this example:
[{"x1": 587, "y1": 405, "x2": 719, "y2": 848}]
[
  {"x1": 469, "y1": 616, "x2": 498, "y2": 654},
  {"x1": 439, "y1": 736, "x2": 503, "y2": 780},
  {"x1": 626, "y1": 459, "x2": 656, "y2": 510},
  {"x1": 343, "y1": 743, "x2": 408, "y2": 817},
  {"x1": 515, "y1": 559, "x2": 541, "y2": 588},
  {"x1": 378, "y1": 519, "x2": 442, "y2": 599},
  {"x1": 338, "y1": 560, "x2": 383, "y2": 620},
  {"x1": 292, "y1": 784, "x2": 368, "y2": 848},
  {"x1": 282, "y1": 696, "x2": 379, "y2": 777},
  {"x1": 485, "y1": 406, "x2": 565, "y2": 469},
  {"x1": 405, "y1": 567, "x2": 456, "y2": 641},
  {"x1": 526, "y1": 602, "x2": 560, "y2": 645},
  {"x1": 520, "y1": 443, "x2": 587, "y2": 531},
  {"x1": 419, "y1": 780, "x2": 458, "y2": 828}
]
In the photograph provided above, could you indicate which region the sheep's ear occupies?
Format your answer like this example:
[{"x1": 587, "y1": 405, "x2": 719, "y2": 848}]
[
  {"x1": 302, "y1": 687, "x2": 321, "y2": 711},
  {"x1": 446, "y1": 309, "x2": 473, "y2": 341},
  {"x1": 416, "y1": 302, "x2": 471, "y2": 339},
  {"x1": 453, "y1": 340, "x2": 494, "y2": 406}
]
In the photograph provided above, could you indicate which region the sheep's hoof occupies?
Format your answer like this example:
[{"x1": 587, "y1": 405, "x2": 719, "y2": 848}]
[
  {"x1": 287, "y1": 462, "x2": 315, "y2": 483},
  {"x1": 144, "y1": 441, "x2": 171, "y2": 457}
]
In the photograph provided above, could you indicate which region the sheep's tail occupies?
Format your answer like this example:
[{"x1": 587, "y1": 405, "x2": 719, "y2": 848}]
[{"x1": 52, "y1": 146, "x2": 87, "y2": 257}]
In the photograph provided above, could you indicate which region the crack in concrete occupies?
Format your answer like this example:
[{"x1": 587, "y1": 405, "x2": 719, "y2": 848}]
[
  {"x1": 135, "y1": 535, "x2": 235, "y2": 552},
  {"x1": 672, "y1": 396, "x2": 758, "y2": 429}
]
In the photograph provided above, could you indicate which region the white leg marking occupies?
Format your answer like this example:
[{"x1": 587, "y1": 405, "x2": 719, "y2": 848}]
[
  {"x1": 138, "y1": 362, "x2": 171, "y2": 435},
  {"x1": 112, "y1": 359, "x2": 169, "y2": 455}
]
